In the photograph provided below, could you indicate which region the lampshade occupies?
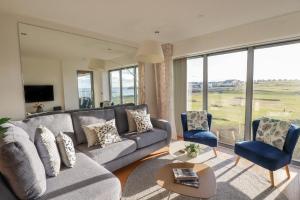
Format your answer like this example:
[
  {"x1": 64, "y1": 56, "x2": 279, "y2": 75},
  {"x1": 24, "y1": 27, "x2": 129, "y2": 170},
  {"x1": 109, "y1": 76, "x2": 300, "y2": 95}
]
[{"x1": 136, "y1": 40, "x2": 164, "y2": 63}]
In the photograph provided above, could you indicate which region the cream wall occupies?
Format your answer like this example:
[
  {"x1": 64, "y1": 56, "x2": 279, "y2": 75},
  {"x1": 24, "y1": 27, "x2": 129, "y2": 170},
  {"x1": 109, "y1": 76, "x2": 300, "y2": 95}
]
[
  {"x1": 22, "y1": 56, "x2": 64, "y2": 112},
  {"x1": 0, "y1": 13, "x2": 25, "y2": 119},
  {"x1": 174, "y1": 11, "x2": 300, "y2": 57}
]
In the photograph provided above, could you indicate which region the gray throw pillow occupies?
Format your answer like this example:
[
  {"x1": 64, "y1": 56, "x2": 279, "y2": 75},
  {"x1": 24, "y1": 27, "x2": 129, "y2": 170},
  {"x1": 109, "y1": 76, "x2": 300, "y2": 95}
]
[
  {"x1": 56, "y1": 132, "x2": 76, "y2": 168},
  {"x1": 0, "y1": 124, "x2": 46, "y2": 199},
  {"x1": 35, "y1": 126, "x2": 61, "y2": 177},
  {"x1": 187, "y1": 111, "x2": 209, "y2": 131},
  {"x1": 126, "y1": 109, "x2": 147, "y2": 132}
]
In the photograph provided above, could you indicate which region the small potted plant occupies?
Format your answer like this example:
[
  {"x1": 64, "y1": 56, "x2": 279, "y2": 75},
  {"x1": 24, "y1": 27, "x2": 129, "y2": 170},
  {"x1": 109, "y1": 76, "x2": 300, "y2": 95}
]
[
  {"x1": 185, "y1": 143, "x2": 201, "y2": 158},
  {"x1": 0, "y1": 118, "x2": 10, "y2": 139}
]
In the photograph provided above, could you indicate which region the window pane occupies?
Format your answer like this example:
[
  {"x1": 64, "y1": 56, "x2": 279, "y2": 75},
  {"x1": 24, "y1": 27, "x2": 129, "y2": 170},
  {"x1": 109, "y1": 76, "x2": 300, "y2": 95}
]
[
  {"x1": 77, "y1": 71, "x2": 94, "y2": 109},
  {"x1": 110, "y1": 71, "x2": 121, "y2": 105},
  {"x1": 122, "y1": 68, "x2": 135, "y2": 104},
  {"x1": 208, "y1": 51, "x2": 247, "y2": 145},
  {"x1": 187, "y1": 57, "x2": 203, "y2": 110},
  {"x1": 253, "y1": 43, "x2": 300, "y2": 161}
]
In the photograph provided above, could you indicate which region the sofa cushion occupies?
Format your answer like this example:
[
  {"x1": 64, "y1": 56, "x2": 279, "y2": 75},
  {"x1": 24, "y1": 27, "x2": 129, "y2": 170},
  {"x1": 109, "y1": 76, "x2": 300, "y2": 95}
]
[
  {"x1": 126, "y1": 109, "x2": 147, "y2": 132},
  {"x1": 56, "y1": 132, "x2": 76, "y2": 168},
  {"x1": 234, "y1": 141, "x2": 290, "y2": 171},
  {"x1": 123, "y1": 128, "x2": 167, "y2": 149},
  {"x1": 71, "y1": 109, "x2": 115, "y2": 145},
  {"x1": 76, "y1": 138, "x2": 137, "y2": 164},
  {"x1": 39, "y1": 152, "x2": 121, "y2": 200},
  {"x1": 0, "y1": 124, "x2": 46, "y2": 199},
  {"x1": 183, "y1": 130, "x2": 218, "y2": 147},
  {"x1": 35, "y1": 126, "x2": 61, "y2": 177},
  {"x1": 12, "y1": 113, "x2": 74, "y2": 143},
  {"x1": 114, "y1": 104, "x2": 148, "y2": 134}
]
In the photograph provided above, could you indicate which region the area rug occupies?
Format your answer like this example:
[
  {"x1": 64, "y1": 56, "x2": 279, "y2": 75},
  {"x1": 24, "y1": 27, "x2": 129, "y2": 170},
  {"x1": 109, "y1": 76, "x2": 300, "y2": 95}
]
[{"x1": 122, "y1": 153, "x2": 290, "y2": 200}]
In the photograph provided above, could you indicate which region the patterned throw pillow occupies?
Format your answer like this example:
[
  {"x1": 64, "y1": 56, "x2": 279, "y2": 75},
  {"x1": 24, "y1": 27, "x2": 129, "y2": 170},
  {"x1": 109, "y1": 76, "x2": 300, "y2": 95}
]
[
  {"x1": 132, "y1": 112, "x2": 153, "y2": 133},
  {"x1": 94, "y1": 119, "x2": 122, "y2": 148},
  {"x1": 126, "y1": 109, "x2": 147, "y2": 132},
  {"x1": 256, "y1": 117, "x2": 291, "y2": 150},
  {"x1": 35, "y1": 126, "x2": 61, "y2": 177},
  {"x1": 187, "y1": 111, "x2": 209, "y2": 131},
  {"x1": 56, "y1": 132, "x2": 76, "y2": 168},
  {"x1": 82, "y1": 120, "x2": 106, "y2": 147}
]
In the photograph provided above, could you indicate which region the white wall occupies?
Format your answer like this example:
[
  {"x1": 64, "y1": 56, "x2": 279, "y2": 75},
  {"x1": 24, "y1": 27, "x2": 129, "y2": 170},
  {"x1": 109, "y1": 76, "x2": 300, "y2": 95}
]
[
  {"x1": 174, "y1": 11, "x2": 300, "y2": 57},
  {"x1": 22, "y1": 56, "x2": 64, "y2": 113},
  {"x1": 0, "y1": 13, "x2": 25, "y2": 119}
]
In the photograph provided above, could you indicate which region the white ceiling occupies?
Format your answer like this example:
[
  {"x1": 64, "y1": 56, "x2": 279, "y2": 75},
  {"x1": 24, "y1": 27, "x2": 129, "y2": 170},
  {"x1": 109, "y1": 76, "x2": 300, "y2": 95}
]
[
  {"x1": 1, "y1": 0, "x2": 300, "y2": 43},
  {"x1": 19, "y1": 23, "x2": 136, "y2": 61}
]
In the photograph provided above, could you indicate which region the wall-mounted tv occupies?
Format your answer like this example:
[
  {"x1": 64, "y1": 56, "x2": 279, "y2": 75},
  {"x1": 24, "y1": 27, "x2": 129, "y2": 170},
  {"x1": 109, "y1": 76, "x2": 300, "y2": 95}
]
[{"x1": 24, "y1": 85, "x2": 54, "y2": 103}]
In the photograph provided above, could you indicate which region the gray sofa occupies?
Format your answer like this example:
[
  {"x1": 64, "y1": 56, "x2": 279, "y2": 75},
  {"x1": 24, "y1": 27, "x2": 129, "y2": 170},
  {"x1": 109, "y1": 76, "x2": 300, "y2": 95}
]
[{"x1": 0, "y1": 104, "x2": 171, "y2": 200}]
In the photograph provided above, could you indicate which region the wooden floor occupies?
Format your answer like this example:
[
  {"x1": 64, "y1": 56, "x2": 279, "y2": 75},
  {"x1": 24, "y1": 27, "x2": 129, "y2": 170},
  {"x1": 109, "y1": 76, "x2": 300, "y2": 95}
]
[{"x1": 113, "y1": 142, "x2": 300, "y2": 200}]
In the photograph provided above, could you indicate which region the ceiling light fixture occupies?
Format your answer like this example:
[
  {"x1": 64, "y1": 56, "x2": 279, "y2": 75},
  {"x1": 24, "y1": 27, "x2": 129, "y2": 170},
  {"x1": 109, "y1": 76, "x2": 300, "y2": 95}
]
[{"x1": 136, "y1": 31, "x2": 164, "y2": 63}]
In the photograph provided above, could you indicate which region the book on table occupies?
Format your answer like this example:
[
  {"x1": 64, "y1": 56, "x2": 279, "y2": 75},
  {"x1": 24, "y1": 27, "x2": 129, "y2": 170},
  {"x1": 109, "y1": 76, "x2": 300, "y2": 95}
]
[{"x1": 172, "y1": 168, "x2": 199, "y2": 188}]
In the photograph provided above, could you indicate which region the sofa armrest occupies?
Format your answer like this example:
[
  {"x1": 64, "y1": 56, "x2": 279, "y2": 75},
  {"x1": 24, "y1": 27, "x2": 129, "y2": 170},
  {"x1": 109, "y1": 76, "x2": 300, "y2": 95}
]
[{"x1": 151, "y1": 117, "x2": 172, "y2": 144}]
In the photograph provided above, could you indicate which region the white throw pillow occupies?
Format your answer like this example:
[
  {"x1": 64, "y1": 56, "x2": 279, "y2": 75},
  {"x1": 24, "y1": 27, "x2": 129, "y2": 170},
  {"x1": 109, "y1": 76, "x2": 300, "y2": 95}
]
[
  {"x1": 94, "y1": 119, "x2": 122, "y2": 148},
  {"x1": 186, "y1": 111, "x2": 209, "y2": 131},
  {"x1": 256, "y1": 117, "x2": 291, "y2": 150},
  {"x1": 82, "y1": 120, "x2": 106, "y2": 147},
  {"x1": 56, "y1": 132, "x2": 76, "y2": 168},
  {"x1": 35, "y1": 126, "x2": 61, "y2": 177},
  {"x1": 132, "y1": 112, "x2": 153, "y2": 133}
]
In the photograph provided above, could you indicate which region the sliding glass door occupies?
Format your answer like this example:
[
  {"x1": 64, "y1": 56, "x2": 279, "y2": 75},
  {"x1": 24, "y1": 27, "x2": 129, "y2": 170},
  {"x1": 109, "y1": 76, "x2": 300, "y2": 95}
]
[
  {"x1": 207, "y1": 51, "x2": 247, "y2": 145},
  {"x1": 110, "y1": 71, "x2": 121, "y2": 105},
  {"x1": 253, "y1": 43, "x2": 300, "y2": 161},
  {"x1": 187, "y1": 57, "x2": 203, "y2": 111}
]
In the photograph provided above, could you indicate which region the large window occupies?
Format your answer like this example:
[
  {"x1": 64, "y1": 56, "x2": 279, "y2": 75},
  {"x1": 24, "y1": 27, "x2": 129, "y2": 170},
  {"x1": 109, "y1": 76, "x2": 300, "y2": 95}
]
[
  {"x1": 208, "y1": 51, "x2": 247, "y2": 145},
  {"x1": 253, "y1": 43, "x2": 300, "y2": 160},
  {"x1": 185, "y1": 40, "x2": 300, "y2": 163},
  {"x1": 109, "y1": 66, "x2": 138, "y2": 105},
  {"x1": 187, "y1": 57, "x2": 203, "y2": 110}
]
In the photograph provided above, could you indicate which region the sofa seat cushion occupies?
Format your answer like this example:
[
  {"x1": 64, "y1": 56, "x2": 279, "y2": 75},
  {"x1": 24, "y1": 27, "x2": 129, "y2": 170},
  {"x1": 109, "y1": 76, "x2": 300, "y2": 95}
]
[
  {"x1": 76, "y1": 138, "x2": 137, "y2": 165},
  {"x1": 183, "y1": 130, "x2": 218, "y2": 147},
  {"x1": 39, "y1": 152, "x2": 121, "y2": 200},
  {"x1": 234, "y1": 141, "x2": 290, "y2": 171},
  {"x1": 123, "y1": 128, "x2": 168, "y2": 149}
]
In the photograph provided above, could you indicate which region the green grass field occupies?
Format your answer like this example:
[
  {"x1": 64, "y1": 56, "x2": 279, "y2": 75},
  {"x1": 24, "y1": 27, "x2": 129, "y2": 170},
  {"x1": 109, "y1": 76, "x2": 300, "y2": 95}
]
[{"x1": 188, "y1": 80, "x2": 300, "y2": 160}]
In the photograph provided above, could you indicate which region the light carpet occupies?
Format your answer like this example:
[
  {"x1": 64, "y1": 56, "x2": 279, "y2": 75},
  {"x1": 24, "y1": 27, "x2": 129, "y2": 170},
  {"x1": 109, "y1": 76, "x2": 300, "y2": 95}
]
[{"x1": 122, "y1": 153, "x2": 290, "y2": 200}]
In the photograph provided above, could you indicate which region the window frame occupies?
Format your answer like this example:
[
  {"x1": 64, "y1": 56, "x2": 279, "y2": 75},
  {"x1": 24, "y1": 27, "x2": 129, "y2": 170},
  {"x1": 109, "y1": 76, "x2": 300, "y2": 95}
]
[{"x1": 108, "y1": 65, "x2": 138, "y2": 105}]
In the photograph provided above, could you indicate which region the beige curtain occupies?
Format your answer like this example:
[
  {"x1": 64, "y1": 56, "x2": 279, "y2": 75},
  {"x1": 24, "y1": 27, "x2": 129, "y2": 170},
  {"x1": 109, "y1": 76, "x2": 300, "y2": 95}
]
[
  {"x1": 173, "y1": 58, "x2": 187, "y2": 137},
  {"x1": 153, "y1": 43, "x2": 177, "y2": 139},
  {"x1": 138, "y1": 62, "x2": 145, "y2": 104}
]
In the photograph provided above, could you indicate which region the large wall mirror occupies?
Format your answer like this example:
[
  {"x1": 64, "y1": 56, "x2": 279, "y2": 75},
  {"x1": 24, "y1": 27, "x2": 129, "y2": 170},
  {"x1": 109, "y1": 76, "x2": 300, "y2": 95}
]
[{"x1": 18, "y1": 23, "x2": 137, "y2": 115}]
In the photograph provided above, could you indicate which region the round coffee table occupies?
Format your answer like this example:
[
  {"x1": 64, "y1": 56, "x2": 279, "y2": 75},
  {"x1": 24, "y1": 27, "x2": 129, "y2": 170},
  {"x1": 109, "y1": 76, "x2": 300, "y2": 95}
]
[
  {"x1": 155, "y1": 162, "x2": 216, "y2": 199},
  {"x1": 169, "y1": 140, "x2": 216, "y2": 163}
]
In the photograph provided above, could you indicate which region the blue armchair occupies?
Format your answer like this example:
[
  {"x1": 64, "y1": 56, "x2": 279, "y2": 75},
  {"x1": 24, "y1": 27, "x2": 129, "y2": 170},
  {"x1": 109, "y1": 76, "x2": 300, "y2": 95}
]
[
  {"x1": 181, "y1": 112, "x2": 218, "y2": 156},
  {"x1": 234, "y1": 119, "x2": 300, "y2": 186}
]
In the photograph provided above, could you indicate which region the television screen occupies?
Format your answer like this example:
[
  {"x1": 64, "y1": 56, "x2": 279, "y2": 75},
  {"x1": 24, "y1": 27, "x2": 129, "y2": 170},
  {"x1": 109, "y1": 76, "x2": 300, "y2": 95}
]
[{"x1": 24, "y1": 85, "x2": 54, "y2": 103}]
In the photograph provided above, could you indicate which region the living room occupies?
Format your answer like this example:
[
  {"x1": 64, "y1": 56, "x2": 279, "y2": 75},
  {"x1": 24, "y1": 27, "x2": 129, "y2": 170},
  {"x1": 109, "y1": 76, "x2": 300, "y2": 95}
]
[{"x1": 0, "y1": 1, "x2": 300, "y2": 200}]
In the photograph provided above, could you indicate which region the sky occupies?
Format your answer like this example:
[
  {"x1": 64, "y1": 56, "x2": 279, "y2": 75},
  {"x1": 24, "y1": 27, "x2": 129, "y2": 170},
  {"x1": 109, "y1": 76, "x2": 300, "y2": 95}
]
[{"x1": 187, "y1": 42, "x2": 300, "y2": 82}]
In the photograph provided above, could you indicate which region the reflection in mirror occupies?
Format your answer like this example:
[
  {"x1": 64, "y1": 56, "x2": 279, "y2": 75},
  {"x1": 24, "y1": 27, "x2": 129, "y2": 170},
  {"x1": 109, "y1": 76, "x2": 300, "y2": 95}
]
[
  {"x1": 18, "y1": 23, "x2": 137, "y2": 115},
  {"x1": 77, "y1": 71, "x2": 94, "y2": 109}
]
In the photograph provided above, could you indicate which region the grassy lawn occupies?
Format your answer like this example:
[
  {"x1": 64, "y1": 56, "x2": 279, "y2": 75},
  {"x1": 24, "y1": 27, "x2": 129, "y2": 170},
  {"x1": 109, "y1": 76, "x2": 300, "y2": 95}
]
[{"x1": 189, "y1": 80, "x2": 300, "y2": 160}]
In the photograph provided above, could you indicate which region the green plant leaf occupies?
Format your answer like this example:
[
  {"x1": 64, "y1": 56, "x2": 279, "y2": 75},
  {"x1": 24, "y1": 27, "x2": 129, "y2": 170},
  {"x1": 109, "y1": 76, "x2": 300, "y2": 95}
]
[{"x1": 0, "y1": 118, "x2": 10, "y2": 125}]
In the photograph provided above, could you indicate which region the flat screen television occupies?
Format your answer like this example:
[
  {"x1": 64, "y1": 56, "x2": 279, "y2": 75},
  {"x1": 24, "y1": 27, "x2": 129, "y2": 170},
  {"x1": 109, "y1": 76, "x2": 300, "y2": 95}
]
[{"x1": 24, "y1": 85, "x2": 54, "y2": 103}]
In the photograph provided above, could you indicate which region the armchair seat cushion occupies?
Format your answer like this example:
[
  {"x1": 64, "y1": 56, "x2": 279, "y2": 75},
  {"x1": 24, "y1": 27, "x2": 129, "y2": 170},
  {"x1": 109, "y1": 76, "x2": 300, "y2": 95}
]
[
  {"x1": 183, "y1": 130, "x2": 217, "y2": 147},
  {"x1": 234, "y1": 141, "x2": 290, "y2": 171}
]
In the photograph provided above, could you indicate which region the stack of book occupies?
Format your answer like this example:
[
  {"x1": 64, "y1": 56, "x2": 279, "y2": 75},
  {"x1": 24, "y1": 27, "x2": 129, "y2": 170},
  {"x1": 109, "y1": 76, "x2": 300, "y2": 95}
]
[{"x1": 172, "y1": 168, "x2": 199, "y2": 188}]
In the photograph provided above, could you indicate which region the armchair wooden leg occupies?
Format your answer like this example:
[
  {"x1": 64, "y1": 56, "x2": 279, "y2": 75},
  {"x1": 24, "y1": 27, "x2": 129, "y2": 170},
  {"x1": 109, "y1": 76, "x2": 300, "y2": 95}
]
[
  {"x1": 234, "y1": 156, "x2": 240, "y2": 166},
  {"x1": 213, "y1": 148, "x2": 217, "y2": 157},
  {"x1": 269, "y1": 171, "x2": 275, "y2": 186},
  {"x1": 285, "y1": 165, "x2": 290, "y2": 179}
]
